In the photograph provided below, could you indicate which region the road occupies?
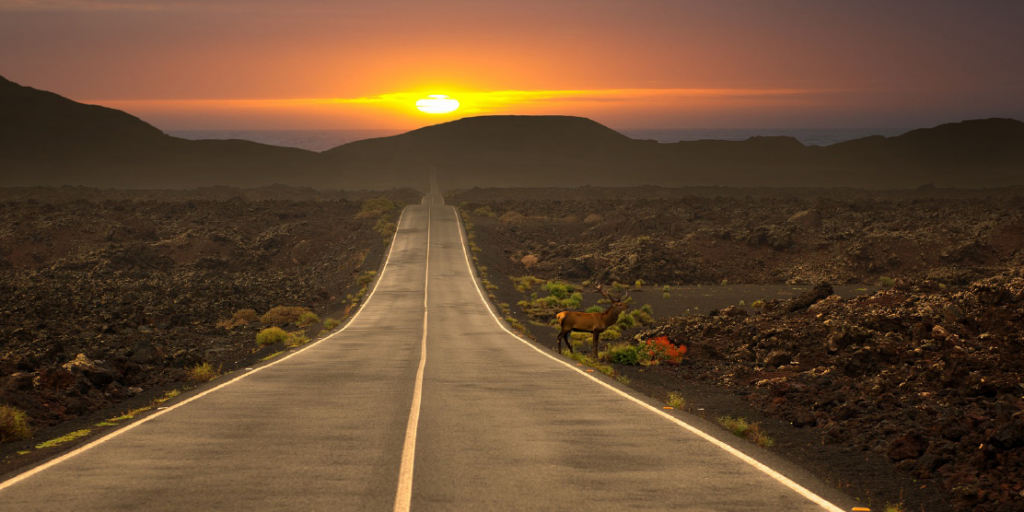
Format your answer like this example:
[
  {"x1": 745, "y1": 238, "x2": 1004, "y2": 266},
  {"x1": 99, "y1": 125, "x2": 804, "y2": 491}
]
[{"x1": 0, "y1": 184, "x2": 858, "y2": 511}]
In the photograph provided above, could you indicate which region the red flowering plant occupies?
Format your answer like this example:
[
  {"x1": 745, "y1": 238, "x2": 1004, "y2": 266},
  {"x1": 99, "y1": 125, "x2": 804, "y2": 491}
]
[{"x1": 638, "y1": 336, "x2": 687, "y2": 366}]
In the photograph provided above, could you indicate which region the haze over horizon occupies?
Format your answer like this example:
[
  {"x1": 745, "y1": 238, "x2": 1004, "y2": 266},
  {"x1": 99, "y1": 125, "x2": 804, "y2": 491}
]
[{"x1": 2, "y1": 0, "x2": 1022, "y2": 132}]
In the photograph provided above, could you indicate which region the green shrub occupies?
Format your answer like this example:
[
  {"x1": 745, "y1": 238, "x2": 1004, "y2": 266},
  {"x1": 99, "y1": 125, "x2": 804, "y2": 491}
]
[
  {"x1": 667, "y1": 392, "x2": 685, "y2": 409},
  {"x1": 256, "y1": 327, "x2": 289, "y2": 346},
  {"x1": 285, "y1": 333, "x2": 311, "y2": 348},
  {"x1": 585, "y1": 305, "x2": 604, "y2": 313},
  {"x1": 323, "y1": 318, "x2": 340, "y2": 330},
  {"x1": 374, "y1": 217, "x2": 397, "y2": 238},
  {"x1": 297, "y1": 311, "x2": 320, "y2": 326},
  {"x1": 543, "y1": 282, "x2": 571, "y2": 299},
  {"x1": 633, "y1": 279, "x2": 645, "y2": 290},
  {"x1": 260, "y1": 306, "x2": 312, "y2": 325},
  {"x1": 879, "y1": 276, "x2": 896, "y2": 288},
  {"x1": 0, "y1": 405, "x2": 32, "y2": 443},
  {"x1": 616, "y1": 311, "x2": 636, "y2": 329},
  {"x1": 662, "y1": 292, "x2": 671, "y2": 299},
  {"x1": 472, "y1": 206, "x2": 497, "y2": 218},
  {"x1": 606, "y1": 344, "x2": 639, "y2": 365},
  {"x1": 630, "y1": 310, "x2": 653, "y2": 325},
  {"x1": 357, "y1": 270, "x2": 377, "y2": 286},
  {"x1": 641, "y1": 304, "x2": 654, "y2": 315},
  {"x1": 361, "y1": 197, "x2": 396, "y2": 213},
  {"x1": 718, "y1": 415, "x2": 750, "y2": 437},
  {"x1": 599, "y1": 325, "x2": 621, "y2": 341}
]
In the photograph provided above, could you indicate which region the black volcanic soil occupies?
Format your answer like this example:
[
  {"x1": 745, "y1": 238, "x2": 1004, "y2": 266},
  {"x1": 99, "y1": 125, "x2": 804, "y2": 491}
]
[
  {"x1": 452, "y1": 187, "x2": 1024, "y2": 512},
  {"x1": 0, "y1": 186, "x2": 418, "y2": 472},
  {"x1": 449, "y1": 186, "x2": 1024, "y2": 287}
]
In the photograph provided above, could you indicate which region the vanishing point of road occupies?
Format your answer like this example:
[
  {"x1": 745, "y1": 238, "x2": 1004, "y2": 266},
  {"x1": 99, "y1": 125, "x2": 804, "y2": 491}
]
[{"x1": 0, "y1": 181, "x2": 861, "y2": 511}]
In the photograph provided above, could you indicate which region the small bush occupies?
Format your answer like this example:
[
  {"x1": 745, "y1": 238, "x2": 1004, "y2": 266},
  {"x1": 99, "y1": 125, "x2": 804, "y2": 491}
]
[
  {"x1": 260, "y1": 306, "x2": 312, "y2": 325},
  {"x1": 361, "y1": 197, "x2": 396, "y2": 214},
  {"x1": 616, "y1": 311, "x2": 636, "y2": 329},
  {"x1": 285, "y1": 333, "x2": 310, "y2": 348},
  {"x1": 630, "y1": 310, "x2": 653, "y2": 325},
  {"x1": 256, "y1": 326, "x2": 289, "y2": 346},
  {"x1": 472, "y1": 206, "x2": 497, "y2": 218},
  {"x1": 599, "y1": 325, "x2": 621, "y2": 341},
  {"x1": 520, "y1": 254, "x2": 538, "y2": 268},
  {"x1": 357, "y1": 271, "x2": 377, "y2": 286},
  {"x1": 0, "y1": 405, "x2": 32, "y2": 443},
  {"x1": 297, "y1": 311, "x2": 320, "y2": 326},
  {"x1": 323, "y1": 318, "x2": 340, "y2": 330},
  {"x1": 879, "y1": 276, "x2": 896, "y2": 288},
  {"x1": 232, "y1": 308, "x2": 258, "y2": 323},
  {"x1": 543, "y1": 281, "x2": 572, "y2": 299},
  {"x1": 667, "y1": 392, "x2": 685, "y2": 409},
  {"x1": 585, "y1": 305, "x2": 604, "y2": 313},
  {"x1": 187, "y1": 362, "x2": 219, "y2": 383},
  {"x1": 633, "y1": 279, "x2": 645, "y2": 290},
  {"x1": 662, "y1": 292, "x2": 671, "y2": 299},
  {"x1": 606, "y1": 344, "x2": 639, "y2": 365},
  {"x1": 662, "y1": 285, "x2": 671, "y2": 292},
  {"x1": 217, "y1": 308, "x2": 259, "y2": 329},
  {"x1": 374, "y1": 217, "x2": 397, "y2": 238}
]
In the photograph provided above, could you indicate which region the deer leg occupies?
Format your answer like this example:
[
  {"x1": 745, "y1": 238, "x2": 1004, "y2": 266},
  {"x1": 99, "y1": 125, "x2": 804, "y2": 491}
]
[
  {"x1": 557, "y1": 330, "x2": 572, "y2": 354},
  {"x1": 592, "y1": 331, "x2": 600, "y2": 359}
]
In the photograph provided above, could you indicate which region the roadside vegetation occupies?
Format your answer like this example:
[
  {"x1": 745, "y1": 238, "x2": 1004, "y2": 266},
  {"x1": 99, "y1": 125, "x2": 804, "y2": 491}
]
[
  {"x1": 187, "y1": 362, "x2": 220, "y2": 383},
  {"x1": 0, "y1": 405, "x2": 32, "y2": 443},
  {"x1": 717, "y1": 415, "x2": 775, "y2": 449}
]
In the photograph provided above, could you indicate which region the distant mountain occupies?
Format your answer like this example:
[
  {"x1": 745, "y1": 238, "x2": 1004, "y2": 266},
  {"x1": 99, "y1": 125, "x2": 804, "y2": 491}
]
[
  {"x1": 323, "y1": 115, "x2": 1024, "y2": 189},
  {"x1": 2, "y1": 74, "x2": 1023, "y2": 190},
  {"x1": 0, "y1": 75, "x2": 336, "y2": 189}
]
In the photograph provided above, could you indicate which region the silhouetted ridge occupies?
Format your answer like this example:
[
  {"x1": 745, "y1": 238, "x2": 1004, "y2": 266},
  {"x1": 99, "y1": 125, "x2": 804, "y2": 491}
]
[
  {"x1": 0, "y1": 74, "x2": 338, "y2": 189},
  {"x1": 2, "y1": 73, "x2": 1023, "y2": 190},
  {"x1": 0, "y1": 75, "x2": 166, "y2": 151},
  {"x1": 324, "y1": 115, "x2": 637, "y2": 159}
]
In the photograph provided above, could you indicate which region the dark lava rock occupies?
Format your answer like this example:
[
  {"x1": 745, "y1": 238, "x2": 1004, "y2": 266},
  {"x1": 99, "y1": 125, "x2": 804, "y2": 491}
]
[
  {"x1": 787, "y1": 282, "x2": 833, "y2": 312},
  {"x1": 887, "y1": 433, "x2": 929, "y2": 461}
]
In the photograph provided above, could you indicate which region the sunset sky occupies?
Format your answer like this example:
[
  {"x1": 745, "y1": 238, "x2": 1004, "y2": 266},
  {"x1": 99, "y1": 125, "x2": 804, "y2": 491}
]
[{"x1": 1, "y1": 0, "x2": 1023, "y2": 130}]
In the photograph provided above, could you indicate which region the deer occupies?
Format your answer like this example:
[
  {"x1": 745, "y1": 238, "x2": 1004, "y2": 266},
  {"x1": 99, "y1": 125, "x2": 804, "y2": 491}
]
[{"x1": 555, "y1": 284, "x2": 629, "y2": 358}]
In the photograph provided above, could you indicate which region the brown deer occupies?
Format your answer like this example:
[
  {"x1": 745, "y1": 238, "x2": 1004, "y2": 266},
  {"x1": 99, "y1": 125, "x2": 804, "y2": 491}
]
[{"x1": 556, "y1": 284, "x2": 629, "y2": 358}]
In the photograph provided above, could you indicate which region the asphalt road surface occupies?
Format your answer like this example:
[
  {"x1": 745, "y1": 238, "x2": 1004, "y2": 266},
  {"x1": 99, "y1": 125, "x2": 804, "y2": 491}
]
[{"x1": 0, "y1": 186, "x2": 860, "y2": 511}]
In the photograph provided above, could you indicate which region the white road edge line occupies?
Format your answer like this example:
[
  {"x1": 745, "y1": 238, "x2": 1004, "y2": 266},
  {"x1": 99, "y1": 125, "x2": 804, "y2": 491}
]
[
  {"x1": 394, "y1": 202, "x2": 430, "y2": 512},
  {"x1": 0, "y1": 208, "x2": 409, "y2": 493},
  {"x1": 450, "y1": 205, "x2": 846, "y2": 512}
]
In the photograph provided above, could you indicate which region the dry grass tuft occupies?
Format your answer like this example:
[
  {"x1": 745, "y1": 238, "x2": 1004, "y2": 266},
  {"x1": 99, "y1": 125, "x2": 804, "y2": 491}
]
[
  {"x1": 260, "y1": 306, "x2": 312, "y2": 325},
  {"x1": 0, "y1": 405, "x2": 32, "y2": 443}
]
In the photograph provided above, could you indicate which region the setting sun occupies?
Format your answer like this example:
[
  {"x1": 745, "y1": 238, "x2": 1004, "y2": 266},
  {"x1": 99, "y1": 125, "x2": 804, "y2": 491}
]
[{"x1": 416, "y1": 95, "x2": 460, "y2": 114}]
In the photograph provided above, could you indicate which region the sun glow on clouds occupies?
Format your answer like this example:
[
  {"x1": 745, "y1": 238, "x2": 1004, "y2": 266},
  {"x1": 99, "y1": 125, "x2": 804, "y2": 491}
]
[
  {"x1": 91, "y1": 87, "x2": 831, "y2": 129},
  {"x1": 330, "y1": 87, "x2": 826, "y2": 115}
]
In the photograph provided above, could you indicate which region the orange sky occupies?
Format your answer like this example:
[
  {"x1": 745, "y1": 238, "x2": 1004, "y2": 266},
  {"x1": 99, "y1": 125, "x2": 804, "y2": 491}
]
[{"x1": 1, "y1": 0, "x2": 1023, "y2": 130}]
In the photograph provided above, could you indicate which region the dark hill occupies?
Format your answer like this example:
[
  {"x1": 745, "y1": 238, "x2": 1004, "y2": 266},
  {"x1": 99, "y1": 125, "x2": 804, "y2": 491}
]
[
  {"x1": 0, "y1": 75, "x2": 347, "y2": 189},
  {"x1": 324, "y1": 116, "x2": 1024, "y2": 189},
  {"x1": 2, "y1": 74, "x2": 1022, "y2": 190}
]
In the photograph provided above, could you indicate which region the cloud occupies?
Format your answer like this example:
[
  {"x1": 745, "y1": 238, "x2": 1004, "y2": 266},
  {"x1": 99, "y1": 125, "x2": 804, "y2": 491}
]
[{"x1": 320, "y1": 88, "x2": 831, "y2": 114}]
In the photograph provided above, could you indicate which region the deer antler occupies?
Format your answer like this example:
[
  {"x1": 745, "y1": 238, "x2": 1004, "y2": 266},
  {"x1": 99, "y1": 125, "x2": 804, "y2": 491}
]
[{"x1": 594, "y1": 283, "x2": 629, "y2": 303}]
